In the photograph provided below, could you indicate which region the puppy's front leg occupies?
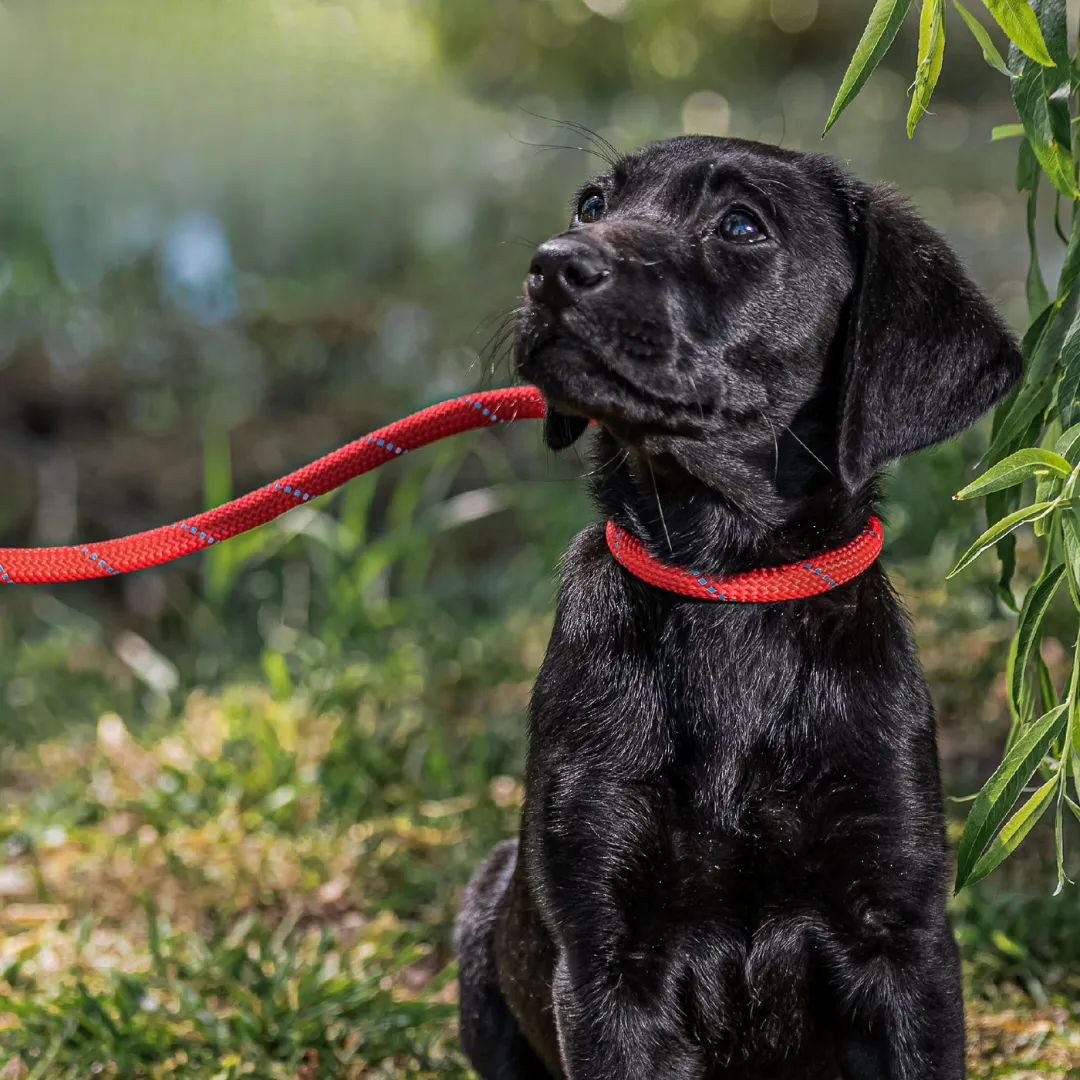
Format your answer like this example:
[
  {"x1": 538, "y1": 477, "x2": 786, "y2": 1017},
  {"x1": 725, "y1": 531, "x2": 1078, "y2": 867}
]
[
  {"x1": 833, "y1": 918, "x2": 966, "y2": 1080},
  {"x1": 529, "y1": 774, "x2": 707, "y2": 1080},
  {"x1": 549, "y1": 948, "x2": 705, "y2": 1080}
]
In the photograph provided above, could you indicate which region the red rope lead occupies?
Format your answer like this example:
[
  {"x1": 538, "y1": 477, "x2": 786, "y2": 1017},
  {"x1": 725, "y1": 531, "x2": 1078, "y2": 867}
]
[
  {"x1": 0, "y1": 387, "x2": 546, "y2": 584},
  {"x1": 0, "y1": 384, "x2": 882, "y2": 598},
  {"x1": 606, "y1": 517, "x2": 883, "y2": 603}
]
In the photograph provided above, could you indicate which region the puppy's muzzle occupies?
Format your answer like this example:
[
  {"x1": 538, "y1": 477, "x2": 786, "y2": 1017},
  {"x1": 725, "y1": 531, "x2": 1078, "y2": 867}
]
[{"x1": 527, "y1": 237, "x2": 611, "y2": 310}]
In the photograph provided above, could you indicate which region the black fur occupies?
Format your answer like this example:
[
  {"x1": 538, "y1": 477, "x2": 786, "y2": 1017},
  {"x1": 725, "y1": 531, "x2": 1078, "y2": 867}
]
[{"x1": 455, "y1": 136, "x2": 1021, "y2": 1080}]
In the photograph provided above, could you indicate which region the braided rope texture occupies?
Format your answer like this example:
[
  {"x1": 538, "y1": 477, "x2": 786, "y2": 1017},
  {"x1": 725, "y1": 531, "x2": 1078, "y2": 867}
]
[
  {"x1": 0, "y1": 387, "x2": 547, "y2": 584},
  {"x1": 606, "y1": 517, "x2": 883, "y2": 603}
]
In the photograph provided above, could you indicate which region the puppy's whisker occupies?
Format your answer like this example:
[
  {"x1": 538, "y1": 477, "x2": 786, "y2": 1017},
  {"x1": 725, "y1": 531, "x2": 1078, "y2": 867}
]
[
  {"x1": 783, "y1": 425, "x2": 834, "y2": 476},
  {"x1": 760, "y1": 410, "x2": 779, "y2": 485},
  {"x1": 475, "y1": 313, "x2": 518, "y2": 383},
  {"x1": 505, "y1": 130, "x2": 610, "y2": 165},
  {"x1": 684, "y1": 370, "x2": 706, "y2": 425},
  {"x1": 647, "y1": 458, "x2": 674, "y2": 556},
  {"x1": 547, "y1": 116, "x2": 621, "y2": 165},
  {"x1": 515, "y1": 108, "x2": 623, "y2": 167},
  {"x1": 472, "y1": 306, "x2": 515, "y2": 336},
  {"x1": 574, "y1": 442, "x2": 628, "y2": 482},
  {"x1": 530, "y1": 446, "x2": 627, "y2": 485}
]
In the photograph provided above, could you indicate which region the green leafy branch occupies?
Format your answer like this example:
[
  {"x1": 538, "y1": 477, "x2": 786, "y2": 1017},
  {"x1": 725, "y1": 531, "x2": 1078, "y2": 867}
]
[{"x1": 826, "y1": 0, "x2": 1080, "y2": 891}]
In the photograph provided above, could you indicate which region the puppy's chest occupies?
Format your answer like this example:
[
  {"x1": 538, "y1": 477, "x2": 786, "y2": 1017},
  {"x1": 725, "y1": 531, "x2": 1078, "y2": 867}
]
[{"x1": 534, "y1": 613, "x2": 839, "y2": 838}]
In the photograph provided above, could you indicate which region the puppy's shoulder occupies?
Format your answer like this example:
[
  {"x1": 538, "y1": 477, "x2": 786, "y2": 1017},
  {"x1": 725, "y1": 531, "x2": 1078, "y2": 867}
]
[
  {"x1": 558, "y1": 523, "x2": 618, "y2": 595},
  {"x1": 553, "y1": 524, "x2": 633, "y2": 639}
]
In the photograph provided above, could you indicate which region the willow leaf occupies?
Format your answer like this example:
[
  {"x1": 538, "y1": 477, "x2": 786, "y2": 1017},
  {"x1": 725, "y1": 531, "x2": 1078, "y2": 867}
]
[
  {"x1": 908, "y1": 0, "x2": 946, "y2": 137},
  {"x1": 948, "y1": 502, "x2": 1059, "y2": 578},
  {"x1": 955, "y1": 448, "x2": 1071, "y2": 500},
  {"x1": 980, "y1": 0, "x2": 1055, "y2": 66},
  {"x1": 955, "y1": 704, "x2": 1067, "y2": 890},
  {"x1": 1007, "y1": 564, "x2": 1065, "y2": 720},
  {"x1": 967, "y1": 774, "x2": 1059, "y2": 887},
  {"x1": 955, "y1": 2, "x2": 1014, "y2": 76},
  {"x1": 824, "y1": 0, "x2": 914, "y2": 136}
]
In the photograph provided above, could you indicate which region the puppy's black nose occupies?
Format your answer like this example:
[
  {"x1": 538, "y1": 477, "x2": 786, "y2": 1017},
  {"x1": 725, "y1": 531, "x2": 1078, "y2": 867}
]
[{"x1": 527, "y1": 238, "x2": 611, "y2": 309}]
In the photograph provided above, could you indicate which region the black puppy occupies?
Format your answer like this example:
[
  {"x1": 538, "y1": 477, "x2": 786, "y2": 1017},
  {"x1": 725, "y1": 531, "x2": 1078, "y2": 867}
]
[{"x1": 455, "y1": 136, "x2": 1021, "y2": 1080}]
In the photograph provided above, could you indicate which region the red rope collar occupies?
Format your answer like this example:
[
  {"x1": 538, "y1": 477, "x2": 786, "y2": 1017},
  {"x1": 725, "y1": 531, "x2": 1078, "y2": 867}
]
[
  {"x1": 606, "y1": 517, "x2": 882, "y2": 602},
  {"x1": 0, "y1": 385, "x2": 882, "y2": 596}
]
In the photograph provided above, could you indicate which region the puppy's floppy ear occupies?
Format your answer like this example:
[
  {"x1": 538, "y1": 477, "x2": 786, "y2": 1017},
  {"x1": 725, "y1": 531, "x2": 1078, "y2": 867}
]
[
  {"x1": 543, "y1": 405, "x2": 589, "y2": 451},
  {"x1": 838, "y1": 184, "x2": 1022, "y2": 491}
]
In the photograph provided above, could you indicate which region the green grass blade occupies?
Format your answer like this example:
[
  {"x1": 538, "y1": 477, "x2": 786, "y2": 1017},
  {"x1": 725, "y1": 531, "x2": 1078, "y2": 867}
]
[
  {"x1": 955, "y1": 448, "x2": 1071, "y2": 500},
  {"x1": 948, "y1": 501, "x2": 1059, "y2": 578},
  {"x1": 823, "y1": 0, "x2": 914, "y2": 136},
  {"x1": 980, "y1": 0, "x2": 1055, "y2": 65},
  {"x1": 955, "y1": 1, "x2": 1014, "y2": 75},
  {"x1": 968, "y1": 773, "x2": 1060, "y2": 887},
  {"x1": 908, "y1": 0, "x2": 946, "y2": 137}
]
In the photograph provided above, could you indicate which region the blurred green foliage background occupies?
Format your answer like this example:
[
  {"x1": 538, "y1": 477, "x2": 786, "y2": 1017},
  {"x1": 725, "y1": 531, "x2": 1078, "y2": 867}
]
[
  {"x1": 0, "y1": 0, "x2": 1047, "y2": 741},
  {"x1": 0, "y1": 0, "x2": 1079, "y2": 1075}
]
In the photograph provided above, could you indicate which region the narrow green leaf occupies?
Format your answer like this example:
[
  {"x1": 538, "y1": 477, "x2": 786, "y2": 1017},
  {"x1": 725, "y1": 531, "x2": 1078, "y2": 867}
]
[
  {"x1": 908, "y1": 0, "x2": 946, "y2": 137},
  {"x1": 824, "y1": 0, "x2": 914, "y2": 136},
  {"x1": 1019, "y1": 144, "x2": 1052, "y2": 316},
  {"x1": 1062, "y1": 512, "x2": 1080, "y2": 610},
  {"x1": 984, "y1": 297, "x2": 1074, "y2": 468},
  {"x1": 1055, "y1": 421, "x2": 1080, "y2": 462},
  {"x1": 949, "y1": 501, "x2": 1059, "y2": 577},
  {"x1": 1034, "y1": 470, "x2": 1064, "y2": 533},
  {"x1": 1011, "y1": 629, "x2": 1036, "y2": 729},
  {"x1": 1021, "y1": 298, "x2": 1058, "y2": 357},
  {"x1": 1054, "y1": 777, "x2": 1070, "y2": 895},
  {"x1": 982, "y1": 372, "x2": 1055, "y2": 467},
  {"x1": 998, "y1": 549, "x2": 1020, "y2": 610},
  {"x1": 1013, "y1": 82, "x2": 1079, "y2": 200},
  {"x1": 979, "y1": 0, "x2": 1055, "y2": 66},
  {"x1": 1058, "y1": 308, "x2": 1080, "y2": 429},
  {"x1": 1057, "y1": 206, "x2": 1080, "y2": 302},
  {"x1": 1027, "y1": 0, "x2": 1069, "y2": 68},
  {"x1": 1017, "y1": 134, "x2": 1042, "y2": 192},
  {"x1": 966, "y1": 773, "x2": 1059, "y2": 887},
  {"x1": 1009, "y1": 0, "x2": 1077, "y2": 200},
  {"x1": 1007, "y1": 564, "x2": 1066, "y2": 719},
  {"x1": 957, "y1": 703, "x2": 1067, "y2": 889},
  {"x1": 987, "y1": 392, "x2": 1028, "y2": 608},
  {"x1": 992, "y1": 123, "x2": 1027, "y2": 139},
  {"x1": 1054, "y1": 419, "x2": 1080, "y2": 462},
  {"x1": 955, "y1": 2, "x2": 1014, "y2": 76},
  {"x1": 1036, "y1": 650, "x2": 1058, "y2": 713},
  {"x1": 955, "y1": 448, "x2": 1071, "y2": 500}
]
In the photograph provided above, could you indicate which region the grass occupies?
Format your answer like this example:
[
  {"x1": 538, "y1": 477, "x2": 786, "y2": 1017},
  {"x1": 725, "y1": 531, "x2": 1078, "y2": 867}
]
[{"x1": 0, "y1": 610, "x2": 1079, "y2": 1078}]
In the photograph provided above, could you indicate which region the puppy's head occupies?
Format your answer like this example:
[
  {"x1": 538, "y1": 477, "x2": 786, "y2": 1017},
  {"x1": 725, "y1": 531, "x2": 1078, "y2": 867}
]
[{"x1": 515, "y1": 136, "x2": 1021, "y2": 500}]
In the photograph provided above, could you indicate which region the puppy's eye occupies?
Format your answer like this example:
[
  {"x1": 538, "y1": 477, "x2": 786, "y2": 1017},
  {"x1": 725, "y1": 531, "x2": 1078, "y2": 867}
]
[
  {"x1": 719, "y1": 209, "x2": 766, "y2": 244},
  {"x1": 577, "y1": 193, "x2": 606, "y2": 223}
]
